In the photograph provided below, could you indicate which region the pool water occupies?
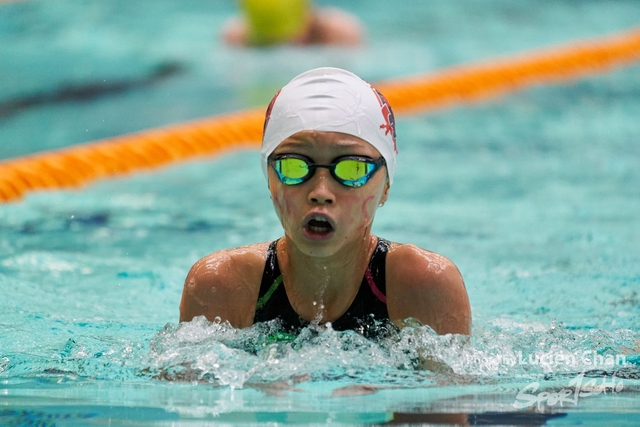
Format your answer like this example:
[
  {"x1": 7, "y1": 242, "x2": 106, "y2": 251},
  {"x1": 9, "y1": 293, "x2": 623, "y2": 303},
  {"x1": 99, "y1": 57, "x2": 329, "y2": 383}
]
[{"x1": 1, "y1": 0, "x2": 640, "y2": 425}]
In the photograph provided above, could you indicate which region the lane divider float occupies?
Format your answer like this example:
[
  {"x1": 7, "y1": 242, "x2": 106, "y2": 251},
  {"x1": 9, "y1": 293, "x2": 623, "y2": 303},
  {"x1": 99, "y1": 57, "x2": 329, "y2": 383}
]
[{"x1": 1, "y1": 27, "x2": 639, "y2": 202}]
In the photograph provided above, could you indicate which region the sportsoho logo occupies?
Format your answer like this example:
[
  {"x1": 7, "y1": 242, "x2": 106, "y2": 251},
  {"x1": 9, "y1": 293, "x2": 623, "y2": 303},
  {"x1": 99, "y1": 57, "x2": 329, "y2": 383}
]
[{"x1": 513, "y1": 372, "x2": 624, "y2": 410}]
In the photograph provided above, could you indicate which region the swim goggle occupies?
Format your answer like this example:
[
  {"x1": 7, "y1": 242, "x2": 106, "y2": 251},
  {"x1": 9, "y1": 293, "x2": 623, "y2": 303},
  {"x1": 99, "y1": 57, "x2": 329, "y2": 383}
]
[{"x1": 269, "y1": 154, "x2": 386, "y2": 188}]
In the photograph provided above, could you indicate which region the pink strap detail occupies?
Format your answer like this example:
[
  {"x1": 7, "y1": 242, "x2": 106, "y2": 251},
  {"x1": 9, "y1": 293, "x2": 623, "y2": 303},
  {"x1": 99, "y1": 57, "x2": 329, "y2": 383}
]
[{"x1": 365, "y1": 267, "x2": 387, "y2": 304}]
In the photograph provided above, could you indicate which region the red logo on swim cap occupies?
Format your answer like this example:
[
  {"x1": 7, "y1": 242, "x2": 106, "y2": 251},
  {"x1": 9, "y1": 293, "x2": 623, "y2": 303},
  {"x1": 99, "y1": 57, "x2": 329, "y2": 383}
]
[
  {"x1": 263, "y1": 89, "x2": 281, "y2": 136},
  {"x1": 372, "y1": 88, "x2": 398, "y2": 154}
]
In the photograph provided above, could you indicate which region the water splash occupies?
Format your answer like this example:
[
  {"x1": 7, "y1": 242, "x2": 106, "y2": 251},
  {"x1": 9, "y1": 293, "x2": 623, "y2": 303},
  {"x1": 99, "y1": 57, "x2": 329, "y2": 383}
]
[
  {"x1": 140, "y1": 316, "x2": 640, "y2": 389},
  {"x1": 398, "y1": 318, "x2": 639, "y2": 379},
  {"x1": 2, "y1": 316, "x2": 638, "y2": 391},
  {"x1": 143, "y1": 317, "x2": 414, "y2": 388}
]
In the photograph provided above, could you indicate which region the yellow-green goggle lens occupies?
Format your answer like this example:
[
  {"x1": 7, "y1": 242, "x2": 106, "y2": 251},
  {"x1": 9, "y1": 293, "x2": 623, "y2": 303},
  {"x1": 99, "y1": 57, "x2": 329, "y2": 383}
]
[
  {"x1": 275, "y1": 157, "x2": 309, "y2": 182},
  {"x1": 334, "y1": 159, "x2": 373, "y2": 181}
]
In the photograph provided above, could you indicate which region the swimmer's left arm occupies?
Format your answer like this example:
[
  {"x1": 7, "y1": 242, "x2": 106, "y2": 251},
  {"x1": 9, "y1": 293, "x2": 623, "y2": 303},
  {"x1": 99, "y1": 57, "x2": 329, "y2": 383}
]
[{"x1": 386, "y1": 244, "x2": 471, "y2": 335}]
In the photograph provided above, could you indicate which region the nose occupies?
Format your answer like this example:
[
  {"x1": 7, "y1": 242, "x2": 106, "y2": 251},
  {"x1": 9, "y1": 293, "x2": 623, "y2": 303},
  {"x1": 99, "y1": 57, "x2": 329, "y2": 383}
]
[{"x1": 307, "y1": 169, "x2": 334, "y2": 205}]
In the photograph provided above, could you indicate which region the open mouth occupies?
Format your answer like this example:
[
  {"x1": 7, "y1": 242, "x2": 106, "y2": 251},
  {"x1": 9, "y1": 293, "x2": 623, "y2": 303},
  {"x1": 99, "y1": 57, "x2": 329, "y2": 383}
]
[{"x1": 303, "y1": 215, "x2": 335, "y2": 238}]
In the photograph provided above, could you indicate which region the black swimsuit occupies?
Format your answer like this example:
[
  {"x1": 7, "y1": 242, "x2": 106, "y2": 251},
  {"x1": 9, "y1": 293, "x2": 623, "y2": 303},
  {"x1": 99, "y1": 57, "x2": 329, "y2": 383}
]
[{"x1": 253, "y1": 238, "x2": 391, "y2": 335}]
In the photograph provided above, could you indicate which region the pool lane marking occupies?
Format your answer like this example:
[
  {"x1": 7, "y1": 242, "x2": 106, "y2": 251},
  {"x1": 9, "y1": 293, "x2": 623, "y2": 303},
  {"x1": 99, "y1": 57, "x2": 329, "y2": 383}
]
[
  {"x1": 0, "y1": 108, "x2": 264, "y2": 201},
  {"x1": 1, "y1": 27, "x2": 639, "y2": 203},
  {"x1": 377, "y1": 27, "x2": 640, "y2": 114}
]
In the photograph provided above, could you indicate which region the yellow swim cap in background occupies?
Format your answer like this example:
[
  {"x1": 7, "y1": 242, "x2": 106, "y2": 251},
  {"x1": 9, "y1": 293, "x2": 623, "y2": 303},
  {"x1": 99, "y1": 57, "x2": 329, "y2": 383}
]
[{"x1": 240, "y1": 0, "x2": 311, "y2": 45}]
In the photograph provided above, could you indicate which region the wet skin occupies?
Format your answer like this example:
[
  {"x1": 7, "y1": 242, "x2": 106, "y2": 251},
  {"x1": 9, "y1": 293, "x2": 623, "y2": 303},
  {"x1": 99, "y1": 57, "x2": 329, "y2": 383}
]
[{"x1": 180, "y1": 131, "x2": 471, "y2": 335}]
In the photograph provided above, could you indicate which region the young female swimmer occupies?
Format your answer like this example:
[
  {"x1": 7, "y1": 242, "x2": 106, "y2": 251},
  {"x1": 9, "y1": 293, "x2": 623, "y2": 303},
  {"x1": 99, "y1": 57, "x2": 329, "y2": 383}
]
[{"x1": 180, "y1": 67, "x2": 471, "y2": 336}]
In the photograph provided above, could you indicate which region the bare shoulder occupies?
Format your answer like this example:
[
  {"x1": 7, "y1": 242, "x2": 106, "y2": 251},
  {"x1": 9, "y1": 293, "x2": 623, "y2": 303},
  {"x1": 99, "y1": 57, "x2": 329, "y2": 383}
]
[
  {"x1": 385, "y1": 243, "x2": 471, "y2": 335},
  {"x1": 186, "y1": 242, "x2": 269, "y2": 286},
  {"x1": 387, "y1": 243, "x2": 462, "y2": 283},
  {"x1": 179, "y1": 242, "x2": 270, "y2": 327}
]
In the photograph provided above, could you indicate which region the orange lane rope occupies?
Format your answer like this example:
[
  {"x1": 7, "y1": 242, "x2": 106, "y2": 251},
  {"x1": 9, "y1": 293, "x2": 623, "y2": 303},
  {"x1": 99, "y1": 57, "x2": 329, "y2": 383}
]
[{"x1": 1, "y1": 27, "x2": 640, "y2": 203}]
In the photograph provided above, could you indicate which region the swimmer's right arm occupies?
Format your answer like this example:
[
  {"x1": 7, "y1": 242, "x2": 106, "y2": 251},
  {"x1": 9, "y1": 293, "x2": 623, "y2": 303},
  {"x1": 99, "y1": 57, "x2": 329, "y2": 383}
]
[{"x1": 179, "y1": 244, "x2": 267, "y2": 328}]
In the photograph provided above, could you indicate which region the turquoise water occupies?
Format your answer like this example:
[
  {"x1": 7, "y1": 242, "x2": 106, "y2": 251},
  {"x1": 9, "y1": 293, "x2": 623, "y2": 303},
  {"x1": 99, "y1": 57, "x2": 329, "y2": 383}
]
[{"x1": 1, "y1": 0, "x2": 640, "y2": 425}]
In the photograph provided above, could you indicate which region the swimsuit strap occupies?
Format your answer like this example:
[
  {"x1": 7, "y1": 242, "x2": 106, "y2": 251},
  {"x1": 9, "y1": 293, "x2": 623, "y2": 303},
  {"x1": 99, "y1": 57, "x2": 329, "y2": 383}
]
[
  {"x1": 254, "y1": 239, "x2": 301, "y2": 328},
  {"x1": 329, "y1": 238, "x2": 389, "y2": 331},
  {"x1": 256, "y1": 240, "x2": 283, "y2": 309},
  {"x1": 365, "y1": 238, "x2": 390, "y2": 304},
  {"x1": 255, "y1": 240, "x2": 282, "y2": 310}
]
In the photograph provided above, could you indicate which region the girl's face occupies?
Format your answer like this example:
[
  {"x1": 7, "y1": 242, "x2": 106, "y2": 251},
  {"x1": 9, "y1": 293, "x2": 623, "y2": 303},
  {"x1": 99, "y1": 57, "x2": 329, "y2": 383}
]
[{"x1": 268, "y1": 130, "x2": 389, "y2": 258}]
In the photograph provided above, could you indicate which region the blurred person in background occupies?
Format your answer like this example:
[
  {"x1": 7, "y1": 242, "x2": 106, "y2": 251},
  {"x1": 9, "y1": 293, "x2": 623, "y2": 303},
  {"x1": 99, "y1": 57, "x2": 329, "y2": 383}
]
[{"x1": 222, "y1": 0, "x2": 364, "y2": 46}]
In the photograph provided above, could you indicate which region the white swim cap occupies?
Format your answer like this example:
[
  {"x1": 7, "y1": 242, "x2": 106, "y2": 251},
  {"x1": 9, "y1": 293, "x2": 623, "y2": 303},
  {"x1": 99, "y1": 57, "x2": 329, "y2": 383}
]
[{"x1": 261, "y1": 67, "x2": 398, "y2": 185}]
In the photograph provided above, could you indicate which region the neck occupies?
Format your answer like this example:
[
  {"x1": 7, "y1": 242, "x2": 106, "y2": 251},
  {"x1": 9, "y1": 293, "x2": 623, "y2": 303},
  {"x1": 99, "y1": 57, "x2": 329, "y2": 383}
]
[{"x1": 278, "y1": 233, "x2": 377, "y2": 323}]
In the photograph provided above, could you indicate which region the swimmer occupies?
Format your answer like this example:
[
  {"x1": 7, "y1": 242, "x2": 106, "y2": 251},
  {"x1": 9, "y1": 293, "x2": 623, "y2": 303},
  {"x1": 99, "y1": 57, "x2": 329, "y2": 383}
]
[
  {"x1": 222, "y1": 0, "x2": 363, "y2": 46},
  {"x1": 180, "y1": 67, "x2": 471, "y2": 336}
]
